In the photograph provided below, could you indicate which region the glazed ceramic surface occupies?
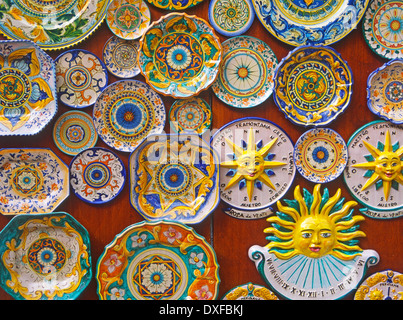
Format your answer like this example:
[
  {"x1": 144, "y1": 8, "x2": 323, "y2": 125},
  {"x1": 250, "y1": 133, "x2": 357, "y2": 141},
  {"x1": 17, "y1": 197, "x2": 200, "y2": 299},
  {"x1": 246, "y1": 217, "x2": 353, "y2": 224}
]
[
  {"x1": 144, "y1": 0, "x2": 204, "y2": 10},
  {"x1": 96, "y1": 220, "x2": 220, "y2": 300},
  {"x1": 130, "y1": 134, "x2": 219, "y2": 224},
  {"x1": 0, "y1": 212, "x2": 91, "y2": 300},
  {"x1": 355, "y1": 270, "x2": 403, "y2": 300},
  {"x1": 55, "y1": 49, "x2": 108, "y2": 109},
  {"x1": 363, "y1": 0, "x2": 403, "y2": 59},
  {"x1": 0, "y1": 40, "x2": 57, "y2": 136},
  {"x1": 212, "y1": 36, "x2": 277, "y2": 109},
  {"x1": 138, "y1": 13, "x2": 222, "y2": 98},
  {"x1": 93, "y1": 80, "x2": 165, "y2": 152},
  {"x1": 222, "y1": 283, "x2": 278, "y2": 300},
  {"x1": 70, "y1": 147, "x2": 126, "y2": 204},
  {"x1": 253, "y1": 0, "x2": 369, "y2": 46},
  {"x1": 0, "y1": 0, "x2": 109, "y2": 50},
  {"x1": 0, "y1": 148, "x2": 69, "y2": 215},
  {"x1": 274, "y1": 46, "x2": 353, "y2": 127},
  {"x1": 367, "y1": 59, "x2": 403, "y2": 124}
]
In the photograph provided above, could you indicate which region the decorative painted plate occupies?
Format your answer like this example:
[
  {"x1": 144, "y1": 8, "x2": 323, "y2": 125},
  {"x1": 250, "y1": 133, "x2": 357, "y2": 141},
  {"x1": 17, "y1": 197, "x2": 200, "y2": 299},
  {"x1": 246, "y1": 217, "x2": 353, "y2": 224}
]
[
  {"x1": 96, "y1": 220, "x2": 220, "y2": 300},
  {"x1": 343, "y1": 120, "x2": 403, "y2": 219},
  {"x1": 355, "y1": 270, "x2": 403, "y2": 300},
  {"x1": 222, "y1": 283, "x2": 278, "y2": 300},
  {"x1": 363, "y1": 0, "x2": 403, "y2": 59},
  {"x1": 212, "y1": 36, "x2": 277, "y2": 109},
  {"x1": 274, "y1": 46, "x2": 353, "y2": 127},
  {"x1": 106, "y1": 0, "x2": 151, "y2": 40},
  {"x1": 208, "y1": 0, "x2": 255, "y2": 37},
  {"x1": 0, "y1": 212, "x2": 92, "y2": 300},
  {"x1": 0, "y1": 0, "x2": 109, "y2": 50},
  {"x1": 53, "y1": 110, "x2": 98, "y2": 156},
  {"x1": 103, "y1": 36, "x2": 141, "y2": 79},
  {"x1": 367, "y1": 59, "x2": 403, "y2": 124},
  {"x1": 169, "y1": 97, "x2": 212, "y2": 135},
  {"x1": 55, "y1": 49, "x2": 108, "y2": 109},
  {"x1": 294, "y1": 128, "x2": 348, "y2": 183},
  {"x1": 138, "y1": 13, "x2": 222, "y2": 98},
  {"x1": 129, "y1": 134, "x2": 220, "y2": 224},
  {"x1": 210, "y1": 117, "x2": 296, "y2": 219},
  {"x1": 93, "y1": 80, "x2": 165, "y2": 153},
  {"x1": 144, "y1": 0, "x2": 204, "y2": 10},
  {"x1": 70, "y1": 147, "x2": 126, "y2": 204},
  {"x1": 253, "y1": 0, "x2": 369, "y2": 46},
  {"x1": 0, "y1": 148, "x2": 69, "y2": 215},
  {"x1": 0, "y1": 40, "x2": 57, "y2": 136}
]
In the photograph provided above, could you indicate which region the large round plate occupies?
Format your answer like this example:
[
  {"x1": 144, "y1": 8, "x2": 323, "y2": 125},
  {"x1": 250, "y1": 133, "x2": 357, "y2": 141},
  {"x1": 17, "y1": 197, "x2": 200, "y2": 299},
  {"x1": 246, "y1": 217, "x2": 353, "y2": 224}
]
[
  {"x1": 96, "y1": 220, "x2": 220, "y2": 300},
  {"x1": 0, "y1": 0, "x2": 109, "y2": 50},
  {"x1": 273, "y1": 46, "x2": 353, "y2": 127},
  {"x1": 93, "y1": 80, "x2": 166, "y2": 153},
  {"x1": 144, "y1": 0, "x2": 204, "y2": 10},
  {"x1": 355, "y1": 270, "x2": 403, "y2": 300},
  {"x1": 253, "y1": 0, "x2": 369, "y2": 46},
  {"x1": 138, "y1": 13, "x2": 222, "y2": 98},
  {"x1": 212, "y1": 36, "x2": 277, "y2": 109}
]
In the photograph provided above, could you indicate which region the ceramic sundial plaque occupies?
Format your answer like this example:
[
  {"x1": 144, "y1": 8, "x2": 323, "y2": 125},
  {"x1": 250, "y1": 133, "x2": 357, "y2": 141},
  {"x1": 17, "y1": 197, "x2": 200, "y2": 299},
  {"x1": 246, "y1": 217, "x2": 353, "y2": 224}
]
[
  {"x1": 355, "y1": 270, "x2": 403, "y2": 300},
  {"x1": 210, "y1": 117, "x2": 295, "y2": 219},
  {"x1": 222, "y1": 282, "x2": 278, "y2": 300},
  {"x1": 343, "y1": 120, "x2": 403, "y2": 219},
  {"x1": 249, "y1": 184, "x2": 380, "y2": 300}
]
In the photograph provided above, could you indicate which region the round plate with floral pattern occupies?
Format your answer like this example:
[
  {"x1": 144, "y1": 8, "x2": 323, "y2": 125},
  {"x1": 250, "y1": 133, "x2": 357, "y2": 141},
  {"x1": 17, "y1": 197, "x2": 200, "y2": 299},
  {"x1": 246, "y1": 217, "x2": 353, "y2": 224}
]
[
  {"x1": 92, "y1": 80, "x2": 165, "y2": 153},
  {"x1": 274, "y1": 46, "x2": 353, "y2": 127},
  {"x1": 96, "y1": 220, "x2": 220, "y2": 300},
  {"x1": 294, "y1": 128, "x2": 348, "y2": 183},
  {"x1": 222, "y1": 282, "x2": 278, "y2": 300},
  {"x1": 70, "y1": 147, "x2": 126, "y2": 204},
  {"x1": 138, "y1": 13, "x2": 222, "y2": 98},
  {"x1": 55, "y1": 49, "x2": 108, "y2": 109},
  {"x1": 363, "y1": 0, "x2": 403, "y2": 59},
  {"x1": 144, "y1": 0, "x2": 204, "y2": 10},
  {"x1": 212, "y1": 36, "x2": 277, "y2": 109}
]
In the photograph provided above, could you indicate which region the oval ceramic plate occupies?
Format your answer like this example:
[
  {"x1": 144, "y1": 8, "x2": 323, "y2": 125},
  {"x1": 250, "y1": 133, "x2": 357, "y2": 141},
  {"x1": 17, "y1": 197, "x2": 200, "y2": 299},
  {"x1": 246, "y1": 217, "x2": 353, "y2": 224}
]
[
  {"x1": 274, "y1": 46, "x2": 353, "y2": 127},
  {"x1": 93, "y1": 80, "x2": 166, "y2": 153},
  {"x1": 144, "y1": 0, "x2": 204, "y2": 10},
  {"x1": 294, "y1": 128, "x2": 348, "y2": 183},
  {"x1": 129, "y1": 134, "x2": 220, "y2": 224},
  {"x1": 367, "y1": 58, "x2": 403, "y2": 124},
  {"x1": 0, "y1": 40, "x2": 57, "y2": 136},
  {"x1": 55, "y1": 49, "x2": 108, "y2": 109},
  {"x1": 0, "y1": 212, "x2": 92, "y2": 300},
  {"x1": 212, "y1": 36, "x2": 277, "y2": 109},
  {"x1": 253, "y1": 0, "x2": 369, "y2": 46},
  {"x1": 96, "y1": 220, "x2": 220, "y2": 300},
  {"x1": 355, "y1": 270, "x2": 403, "y2": 300},
  {"x1": 222, "y1": 283, "x2": 278, "y2": 300},
  {"x1": 363, "y1": 0, "x2": 403, "y2": 59},
  {"x1": 0, "y1": 148, "x2": 69, "y2": 215},
  {"x1": 53, "y1": 110, "x2": 98, "y2": 156},
  {"x1": 70, "y1": 147, "x2": 126, "y2": 204},
  {"x1": 138, "y1": 13, "x2": 222, "y2": 98}
]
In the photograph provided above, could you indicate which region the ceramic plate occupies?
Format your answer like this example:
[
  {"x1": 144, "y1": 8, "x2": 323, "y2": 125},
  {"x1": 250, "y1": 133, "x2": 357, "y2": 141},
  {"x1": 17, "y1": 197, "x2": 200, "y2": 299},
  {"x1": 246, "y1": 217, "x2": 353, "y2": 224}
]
[
  {"x1": 93, "y1": 80, "x2": 165, "y2": 153},
  {"x1": 212, "y1": 36, "x2": 277, "y2": 109},
  {"x1": 0, "y1": 148, "x2": 69, "y2": 215},
  {"x1": 138, "y1": 13, "x2": 222, "y2": 98},
  {"x1": 0, "y1": 40, "x2": 57, "y2": 136},
  {"x1": 0, "y1": 0, "x2": 109, "y2": 50},
  {"x1": 355, "y1": 270, "x2": 403, "y2": 300},
  {"x1": 129, "y1": 134, "x2": 220, "y2": 224},
  {"x1": 274, "y1": 46, "x2": 353, "y2": 127},
  {"x1": 253, "y1": 0, "x2": 369, "y2": 46},
  {"x1": 53, "y1": 110, "x2": 98, "y2": 156},
  {"x1": 208, "y1": 0, "x2": 254, "y2": 36},
  {"x1": 106, "y1": 0, "x2": 151, "y2": 40},
  {"x1": 363, "y1": 0, "x2": 403, "y2": 59},
  {"x1": 0, "y1": 212, "x2": 91, "y2": 300},
  {"x1": 96, "y1": 220, "x2": 220, "y2": 300},
  {"x1": 222, "y1": 283, "x2": 278, "y2": 300},
  {"x1": 367, "y1": 59, "x2": 403, "y2": 124},
  {"x1": 294, "y1": 128, "x2": 348, "y2": 183},
  {"x1": 103, "y1": 36, "x2": 141, "y2": 78},
  {"x1": 70, "y1": 147, "x2": 126, "y2": 204},
  {"x1": 169, "y1": 97, "x2": 212, "y2": 135},
  {"x1": 144, "y1": 0, "x2": 204, "y2": 10}
]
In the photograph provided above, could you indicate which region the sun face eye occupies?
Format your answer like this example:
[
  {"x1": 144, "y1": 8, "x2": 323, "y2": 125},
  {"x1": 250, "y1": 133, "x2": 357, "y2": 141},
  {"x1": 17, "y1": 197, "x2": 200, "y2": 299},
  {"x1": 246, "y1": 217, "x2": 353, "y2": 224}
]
[
  {"x1": 321, "y1": 232, "x2": 331, "y2": 238},
  {"x1": 301, "y1": 232, "x2": 312, "y2": 239}
]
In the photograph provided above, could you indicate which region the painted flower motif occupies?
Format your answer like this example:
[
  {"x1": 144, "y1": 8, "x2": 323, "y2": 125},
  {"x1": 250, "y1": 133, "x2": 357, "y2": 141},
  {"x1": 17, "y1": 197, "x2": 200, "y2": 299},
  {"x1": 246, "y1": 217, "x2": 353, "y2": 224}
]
[
  {"x1": 66, "y1": 125, "x2": 84, "y2": 142},
  {"x1": 104, "y1": 253, "x2": 123, "y2": 274},
  {"x1": 189, "y1": 252, "x2": 204, "y2": 268},
  {"x1": 296, "y1": 71, "x2": 326, "y2": 102},
  {"x1": 141, "y1": 263, "x2": 173, "y2": 293},
  {"x1": 194, "y1": 285, "x2": 213, "y2": 300},
  {"x1": 163, "y1": 227, "x2": 182, "y2": 244},
  {"x1": 110, "y1": 287, "x2": 125, "y2": 300},
  {"x1": 167, "y1": 45, "x2": 191, "y2": 70},
  {"x1": 131, "y1": 233, "x2": 147, "y2": 248}
]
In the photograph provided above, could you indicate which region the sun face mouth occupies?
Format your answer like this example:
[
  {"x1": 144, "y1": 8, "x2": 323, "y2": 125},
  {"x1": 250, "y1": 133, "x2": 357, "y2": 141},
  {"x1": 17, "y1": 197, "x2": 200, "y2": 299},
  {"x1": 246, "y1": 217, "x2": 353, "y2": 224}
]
[{"x1": 309, "y1": 246, "x2": 321, "y2": 253}]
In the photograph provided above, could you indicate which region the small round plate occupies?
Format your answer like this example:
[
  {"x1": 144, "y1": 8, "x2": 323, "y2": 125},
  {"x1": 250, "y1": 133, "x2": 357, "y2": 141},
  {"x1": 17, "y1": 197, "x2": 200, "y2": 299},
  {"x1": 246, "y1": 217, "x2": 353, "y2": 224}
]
[
  {"x1": 70, "y1": 147, "x2": 126, "y2": 204},
  {"x1": 212, "y1": 36, "x2": 277, "y2": 109},
  {"x1": 55, "y1": 49, "x2": 108, "y2": 109},
  {"x1": 53, "y1": 110, "x2": 98, "y2": 156},
  {"x1": 355, "y1": 270, "x2": 403, "y2": 300},
  {"x1": 222, "y1": 283, "x2": 278, "y2": 300},
  {"x1": 208, "y1": 0, "x2": 254, "y2": 37},
  {"x1": 294, "y1": 128, "x2": 348, "y2": 183},
  {"x1": 144, "y1": 0, "x2": 204, "y2": 10},
  {"x1": 106, "y1": 0, "x2": 151, "y2": 40}
]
